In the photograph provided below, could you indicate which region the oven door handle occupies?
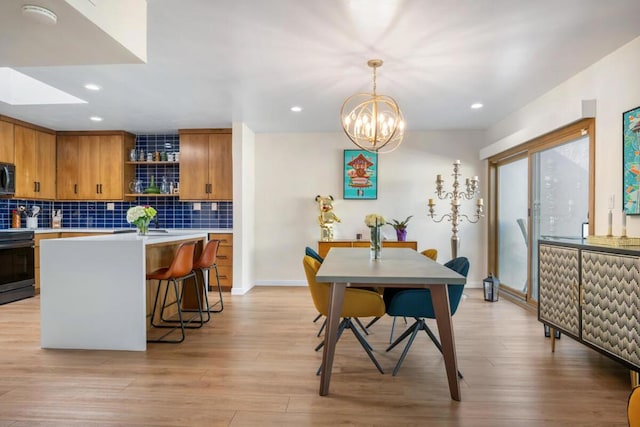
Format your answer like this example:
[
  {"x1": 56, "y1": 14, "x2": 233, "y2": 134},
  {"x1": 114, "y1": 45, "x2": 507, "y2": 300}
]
[{"x1": 0, "y1": 241, "x2": 34, "y2": 250}]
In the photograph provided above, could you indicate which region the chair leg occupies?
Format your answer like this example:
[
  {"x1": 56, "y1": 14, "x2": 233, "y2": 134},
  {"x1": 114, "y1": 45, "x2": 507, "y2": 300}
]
[
  {"x1": 208, "y1": 264, "x2": 224, "y2": 313},
  {"x1": 313, "y1": 313, "x2": 323, "y2": 323},
  {"x1": 157, "y1": 273, "x2": 205, "y2": 329},
  {"x1": 315, "y1": 318, "x2": 348, "y2": 352},
  {"x1": 148, "y1": 279, "x2": 186, "y2": 343},
  {"x1": 390, "y1": 319, "x2": 423, "y2": 376},
  {"x1": 347, "y1": 319, "x2": 384, "y2": 374},
  {"x1": 182, "y1": 269, "x2": 211, "y2": 324},
  {"x1": 354, "y1": 317, "x2": 369, "y2": 335},
  {"x1": 316, "y1": 318, "x2": 326, "y2": 337},
  {"x1": 386, "y1": 320, "x2": 420, "y2": 352},
  {"x1": 365, "y1": 316, "x2": 380, "y2": 329},
  {"x1": 421, "y1": 322, "x2": 464, "y2": 379}
]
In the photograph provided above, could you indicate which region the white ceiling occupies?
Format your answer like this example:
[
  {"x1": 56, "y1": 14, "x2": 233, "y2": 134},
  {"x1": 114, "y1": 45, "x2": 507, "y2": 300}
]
[{"x1": 1, "y1": 0, "x2": 640, "y2": 135}]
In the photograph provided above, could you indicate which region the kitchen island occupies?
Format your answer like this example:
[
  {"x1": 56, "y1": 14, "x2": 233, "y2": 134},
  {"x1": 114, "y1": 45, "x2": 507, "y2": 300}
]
[{"x1": 40, "y1": 231, "x2": 207, "y2": 351}]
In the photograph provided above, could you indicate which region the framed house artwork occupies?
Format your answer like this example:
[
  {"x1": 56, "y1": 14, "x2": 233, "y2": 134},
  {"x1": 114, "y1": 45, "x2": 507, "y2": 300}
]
[
  {"x1": 623, "y1": 105, "x2": 640, "y2": 214},
  {"x1": 343, "y1": 149, "x2": 378, "y2": 199}
]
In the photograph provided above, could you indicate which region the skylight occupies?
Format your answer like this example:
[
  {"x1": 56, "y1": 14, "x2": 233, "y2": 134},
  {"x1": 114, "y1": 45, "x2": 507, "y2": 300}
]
[{"x1": 0, "y1": 68, "x2": 86, "y2": 105}]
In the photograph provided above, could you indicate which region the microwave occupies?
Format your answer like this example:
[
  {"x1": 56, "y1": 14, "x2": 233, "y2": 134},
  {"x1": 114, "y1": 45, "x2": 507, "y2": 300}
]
[{"x1": 0, "y1": 163, "x2": 15, "y2": 196}]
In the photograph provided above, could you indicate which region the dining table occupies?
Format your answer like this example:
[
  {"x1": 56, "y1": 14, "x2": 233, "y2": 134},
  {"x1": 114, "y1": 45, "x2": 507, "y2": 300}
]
[{"x1": 315, "y1": 247, "x2": 467, "y2": 400}]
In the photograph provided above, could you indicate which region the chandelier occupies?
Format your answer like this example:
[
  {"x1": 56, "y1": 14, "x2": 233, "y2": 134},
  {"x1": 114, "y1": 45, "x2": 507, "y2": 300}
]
[{"x1": 341, "y1": 59, "x2": 405, "y2": 153}]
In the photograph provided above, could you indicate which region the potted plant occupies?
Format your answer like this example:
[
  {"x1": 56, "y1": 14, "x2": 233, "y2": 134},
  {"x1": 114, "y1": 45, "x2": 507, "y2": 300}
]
[{"x1": 387, "y1": 215, "x2": 413, "y2": 241}]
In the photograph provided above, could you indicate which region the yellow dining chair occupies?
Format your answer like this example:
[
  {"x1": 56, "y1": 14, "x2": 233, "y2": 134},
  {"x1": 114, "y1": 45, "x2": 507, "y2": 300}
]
[
  {"x1": 629, "y1": 386, "x2": 640, "y2": 426},
  {"x1": 303, "y1": 255, "x2": 386, "y2": 374},
  {"x1": 421, "y1": 248, "x2": 438, "y2": 261}
]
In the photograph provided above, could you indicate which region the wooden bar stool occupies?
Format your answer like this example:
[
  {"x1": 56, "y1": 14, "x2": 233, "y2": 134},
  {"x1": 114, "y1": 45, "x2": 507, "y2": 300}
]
[
  {"x1": 192, "y1": 239, "x2": 224, "y2": 319},
  {"x1": 146, "y1": 241, "x2": 204, "y2": 343}
]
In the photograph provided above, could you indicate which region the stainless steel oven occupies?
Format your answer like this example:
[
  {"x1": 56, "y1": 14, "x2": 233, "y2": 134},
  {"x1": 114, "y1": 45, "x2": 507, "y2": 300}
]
[
  {"x1": 0, "y1": 163, "x2": 15, "y2": 196},
  {"x1": 0, "y1": 230, "x2": 35, "y2": 304}
]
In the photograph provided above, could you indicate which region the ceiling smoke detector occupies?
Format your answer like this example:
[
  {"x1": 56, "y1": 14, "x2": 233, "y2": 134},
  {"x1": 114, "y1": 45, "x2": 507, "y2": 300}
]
[{"x1": 21, "y1": 5, "x2": 58, "y2": 25}]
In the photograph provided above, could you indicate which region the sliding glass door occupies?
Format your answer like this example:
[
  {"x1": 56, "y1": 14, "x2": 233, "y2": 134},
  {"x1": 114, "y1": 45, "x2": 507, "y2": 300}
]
[
  {"x1": 530, "y1": 135, "x2": 589, "y2": 301},
  {"x1": 489, "y1": 119, "x2": 594, "y2": 306}
]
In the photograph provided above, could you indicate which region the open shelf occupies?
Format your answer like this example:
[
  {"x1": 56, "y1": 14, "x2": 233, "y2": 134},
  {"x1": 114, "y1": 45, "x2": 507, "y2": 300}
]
[{"x1": 125, "y1": 193, "x2": 179, "y2": 197}]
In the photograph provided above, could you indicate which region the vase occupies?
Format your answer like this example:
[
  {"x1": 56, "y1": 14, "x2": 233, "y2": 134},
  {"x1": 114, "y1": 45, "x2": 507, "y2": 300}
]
[
  {"x1": 370, "y1": 226, "x2": 382, "y2": 260},
  {"x1": 396, "y1": 228, "x2": 407, "y2": 242},
  {"x1": 137, "y1": 219, "x2": 150, "y2": 236}
]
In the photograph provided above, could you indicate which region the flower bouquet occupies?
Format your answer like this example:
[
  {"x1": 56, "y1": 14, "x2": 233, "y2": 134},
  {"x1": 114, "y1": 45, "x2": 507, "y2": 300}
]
[
  {"x1": 127, "y1": 205, "x2": 157, "y2": 235},
  {"x1": 364, "y1": 213, "x2": 386, "y2": 260}
]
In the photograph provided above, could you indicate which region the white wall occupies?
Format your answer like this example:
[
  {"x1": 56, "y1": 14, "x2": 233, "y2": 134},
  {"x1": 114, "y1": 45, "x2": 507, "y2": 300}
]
[
  {"x1": 254, "y1": 130, "x2": 487, "y2": 287},
  {"x1": 483, "y1": 35, "x2": 640, "y2": 237},
  {"x1": 232, "y1": 123, "x2": 256, "y2": 295}
]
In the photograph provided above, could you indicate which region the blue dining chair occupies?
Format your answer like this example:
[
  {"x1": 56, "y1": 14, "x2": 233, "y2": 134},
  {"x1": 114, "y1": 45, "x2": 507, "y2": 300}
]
[{"x1": 383, "y1": 257, "x2": 470, "y2": 376}]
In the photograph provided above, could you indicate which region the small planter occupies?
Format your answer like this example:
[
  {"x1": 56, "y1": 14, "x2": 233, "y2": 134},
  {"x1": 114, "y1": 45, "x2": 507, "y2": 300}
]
[{"x1": 396, "y1": 229, "x2": 407, "y2": 241}]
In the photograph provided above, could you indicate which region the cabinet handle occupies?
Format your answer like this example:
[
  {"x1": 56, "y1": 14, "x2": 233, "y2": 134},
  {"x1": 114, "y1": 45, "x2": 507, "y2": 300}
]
[
  {"x1": 37, "y1": 182, "x2": 40, "y2": 192},
  {"x1": 34, "y1": 181, "x2": 37, "y2": 192},
  {"x1": 96, "y1": 184, "x2": 100, "y2": 194},
  {"x1": 74, "y1": 184, "x2": 78, "y2": 194},
  {"x1": 217, "y1": 255, "x2": 228, "y2": 260},
  {"x1": 99, "y1": 184, "x2": 103, "y2": 194},
  {"x1": 580, "y1": 287, "x2": 585, "y2": 305}
]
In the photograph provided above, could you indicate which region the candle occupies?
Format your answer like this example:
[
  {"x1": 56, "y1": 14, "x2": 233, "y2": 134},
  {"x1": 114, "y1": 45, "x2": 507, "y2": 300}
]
[
  {"x1": 477, "y1": 198, "x2": 484, "y2": 206},
  {"x1": 428, "y1": 198, "x2": 434, "y2": 206},
  {"x1": 436, "y1": 174, "x2": 442, "y2": 181},
  {"x1": 622, "y1": 211, "x2": 627, "y2": 237},
  {"x1": 472, "y1": 176, "x2": 478, "y2": 182},
  {"x1": 607, "y1": 209, "x2": 613, "y2": 236},
  {"x1": 453, "y1": 159, "x2": 460, "y2": 165}
]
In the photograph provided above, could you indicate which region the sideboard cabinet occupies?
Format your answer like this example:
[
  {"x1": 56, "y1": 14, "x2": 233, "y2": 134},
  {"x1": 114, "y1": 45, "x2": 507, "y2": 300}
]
[
  {"x1": 538, "y1": 241, "x2": 640, "y2": 371},
  {"x1": 317, "y1": 240, "x2": 418, "y2": 259}
]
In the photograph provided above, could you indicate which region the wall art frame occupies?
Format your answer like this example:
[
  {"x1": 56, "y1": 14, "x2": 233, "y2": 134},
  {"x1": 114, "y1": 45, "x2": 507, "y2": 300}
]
[
  {"x1": 623, "y1": 105, "x2": 640, "y2": 214},
  {"x1": 343, "y1": 149, "x2": 378, "y2": 200}
]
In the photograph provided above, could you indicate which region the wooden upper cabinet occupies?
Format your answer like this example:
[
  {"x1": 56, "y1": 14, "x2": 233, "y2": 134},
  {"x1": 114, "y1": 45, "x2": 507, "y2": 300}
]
[
  {"x1": 0, "y1": 120, "x2": 14, "y2": 163},
  {"x1": 179, "y1": 129, "x2": 232, "y2": 201},
  {"x1": 56, "y1": 132, "x2": 134, "y2": 201},
  {"x1": 14, "y1": 125, "x2": 56, "y2": 199}
]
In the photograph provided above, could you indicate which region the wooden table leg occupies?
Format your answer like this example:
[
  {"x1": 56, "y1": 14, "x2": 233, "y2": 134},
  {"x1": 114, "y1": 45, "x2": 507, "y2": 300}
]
[
  {"x1": 430, "y1": 284, "x2": 461, "y2": 401},
  {"x1": 319, "y1": 282, "x2": 346, "y2": 396}
]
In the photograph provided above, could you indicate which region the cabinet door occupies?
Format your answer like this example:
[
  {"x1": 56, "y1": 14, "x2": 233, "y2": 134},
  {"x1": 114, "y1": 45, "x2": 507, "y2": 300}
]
[
  {"x1": 77, "y1": 136, "x2": 101, "y2": 199},
  {"x1": 208, "y1": 133, "x2": 232, "y2": 200},
  {"x1": 538, "y1": 244, "x2": 580, "y2": 336},
  {"x1": 581, "y1": 250, "x2": 640, "y2": 366},
  {"x1": 36, "y1": 131, "x2": 56, "y2": 199},
  {"x1": 56, "y1": 136, "x2": 80, "y2": 199},
  {"x1": 179, "y1": 133, "x2": 210, "y2": 199},
  {"x1": 0, "y1": 121, "x2": 14, "y2": 163},
  {"x1": 13, "y1": 125, "x2": 37, "y2": 198},
  {"x1": 97, "y1": 135, "x2": 123, "y2": 200}
]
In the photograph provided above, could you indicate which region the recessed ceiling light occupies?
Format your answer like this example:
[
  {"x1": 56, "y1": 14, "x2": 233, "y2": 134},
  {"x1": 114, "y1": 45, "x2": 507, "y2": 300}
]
[
  {"x1": 84, "y1": 83, "x2": 101, "y2": 91},
  {"x1": 90, "y1": 116, "x2": 103, "y2": 122},
  {"x1": 290, "y1": 106, "x2": 303, "y2": 112},
  {"x1": 21, "y1": 5, "x2": 58, "y2": 25},
  {"x1": 471, "y1": 103, "x2": 483, "y2": 109}
]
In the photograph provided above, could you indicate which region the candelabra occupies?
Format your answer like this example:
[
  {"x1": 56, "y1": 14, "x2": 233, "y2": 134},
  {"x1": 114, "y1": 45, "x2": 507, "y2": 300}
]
[{"x1": 428, "y1": 160, "x2": 484, "y2": 259}]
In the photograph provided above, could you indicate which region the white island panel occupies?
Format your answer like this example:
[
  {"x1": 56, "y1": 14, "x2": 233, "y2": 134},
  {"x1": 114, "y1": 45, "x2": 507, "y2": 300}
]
[{"x1": 40, "y1": 232, "x2": 207, "y2": 351}]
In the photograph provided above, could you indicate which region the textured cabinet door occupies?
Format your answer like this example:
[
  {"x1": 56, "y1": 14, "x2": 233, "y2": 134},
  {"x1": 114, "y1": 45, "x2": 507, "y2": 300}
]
[
  {"x1": 179, "y1": 133, "x2": 210, "y2": 199},
  {"x1": 35, "y1": 130, "x2": 56, "y2": 199},
  {"x1": 581, "y1": 250, "x2": 640, "y2": 366},
  {"x1": 208, "y1": 133, "x2": 232, "y2": 200},
  {"x1": 538, "y1": 244, "x2": 580, "y2": 336},
  {"x1": 0, "y1": 120, "x2": 14, "y2": 163},
  {"x1": 56, "y1": 135, "x2": 80, "y2": 199},
  {"x1": 97, "y1": 134, "x2": 124, "y2": 200},
  {"x1": 13, "y1": 125, "x2": 37, "y2": 198}
]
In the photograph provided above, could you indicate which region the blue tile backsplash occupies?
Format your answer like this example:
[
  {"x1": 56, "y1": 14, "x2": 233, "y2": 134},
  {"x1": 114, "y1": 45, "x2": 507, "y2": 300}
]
[{"x1": 0, "y1": 134, "x2": 233, "y2": 230}]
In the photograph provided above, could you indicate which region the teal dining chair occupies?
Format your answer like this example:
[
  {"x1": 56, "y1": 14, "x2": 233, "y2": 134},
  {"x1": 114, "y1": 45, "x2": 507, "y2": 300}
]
[{"x1": 383, "y1": 257, "x2": 470, "y2": 376}]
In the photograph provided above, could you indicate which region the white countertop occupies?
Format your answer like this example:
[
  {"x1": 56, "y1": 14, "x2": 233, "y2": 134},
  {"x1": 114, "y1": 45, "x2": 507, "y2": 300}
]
[{"x1": 54, "y1": 230, "x2": 208, "y2": 245}]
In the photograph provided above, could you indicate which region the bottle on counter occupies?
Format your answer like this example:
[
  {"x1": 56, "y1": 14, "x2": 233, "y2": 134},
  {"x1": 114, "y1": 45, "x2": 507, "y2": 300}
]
[{"x1": 11, "y1": 210, "x2": 21, "y2": 228}]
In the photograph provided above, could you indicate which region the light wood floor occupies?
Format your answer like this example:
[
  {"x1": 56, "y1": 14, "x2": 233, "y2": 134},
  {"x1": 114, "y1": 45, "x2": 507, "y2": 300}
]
[{"x1": 0, "y1": 287, "x2": 632, "y2": 426}]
